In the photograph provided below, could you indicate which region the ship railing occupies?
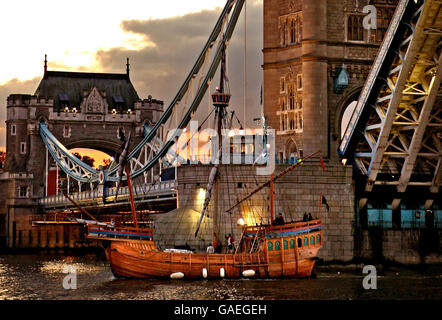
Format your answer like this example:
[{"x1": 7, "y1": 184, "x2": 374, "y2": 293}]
[
  {"x1": 87, "y1": 224, "x2": 154, "y2": 241},
  {"x1": 243, "y1": 219, "x2": 322, "y2": 235}
]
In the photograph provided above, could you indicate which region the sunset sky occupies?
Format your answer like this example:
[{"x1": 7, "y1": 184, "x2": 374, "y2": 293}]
[{"x1": 0, "y1": 0, "x2": 264, "y2": 166}]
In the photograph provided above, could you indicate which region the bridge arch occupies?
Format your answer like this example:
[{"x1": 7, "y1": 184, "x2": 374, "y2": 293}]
[{"x1": 335, "y1": 86, "x2": 362, "y2": 146}]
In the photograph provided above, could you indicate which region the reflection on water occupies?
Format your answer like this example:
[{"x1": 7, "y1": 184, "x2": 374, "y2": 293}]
[{"x1": 0, "y1": 254, "x2": 440, "y2": 300}]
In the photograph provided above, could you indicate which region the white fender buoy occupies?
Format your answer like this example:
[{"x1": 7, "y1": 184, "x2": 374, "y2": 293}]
[
  {"x1": 220, "y1": 268, "x2": 225, "y2": 278},
  {"x1": 202, "y1": 268, "x2": 208, "y2": 278},
  {"x1": 170, "y1": 272, "x2": 184, "y2": 279},
  {"x1": 242, "y1": 269, "x2": 255, "y2": 278}
]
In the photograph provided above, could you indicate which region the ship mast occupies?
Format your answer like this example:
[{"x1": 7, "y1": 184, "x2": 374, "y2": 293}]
[
  {"x1": 211, "y1": 38, "x2": 230, "y2": 244},
  {"x1": 194, "y1": 37, "x2": 231, "y2": 240}
]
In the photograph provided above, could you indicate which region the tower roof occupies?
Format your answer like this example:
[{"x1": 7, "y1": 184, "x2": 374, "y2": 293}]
[{"x1": 34, "y1": 70, "x2": 140, "y2": 110}]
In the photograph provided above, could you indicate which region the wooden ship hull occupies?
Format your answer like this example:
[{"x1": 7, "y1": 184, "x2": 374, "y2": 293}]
[{"x1": 89, "y1": 219, "x2": 323, "y2": 279}]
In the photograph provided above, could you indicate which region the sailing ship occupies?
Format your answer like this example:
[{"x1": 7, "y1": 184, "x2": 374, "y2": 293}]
[{"x1": 72, "y1": 39, "x2": 324, "y2": 280}]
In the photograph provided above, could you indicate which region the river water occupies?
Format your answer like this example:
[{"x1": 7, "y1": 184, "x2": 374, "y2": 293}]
[{"x1": 0, "y1": 253, "x2": 440, "y2": 300}]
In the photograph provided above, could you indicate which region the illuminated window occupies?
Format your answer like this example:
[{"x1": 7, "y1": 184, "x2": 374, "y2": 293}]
[
  {"x1": 283, "y1": 240, "x2": 288, "y2": 250},
  {"x1": 316, "y1": 234, "x2": 321, "y2": 244},
  {"x1": 303, "y1": 237, "x2": 308, "y2": 247},
  {"x1": 267, "y1": 241, "x2": 273, "y2": 251},
  {"x1": 310, "y1": 236, "x2": 315, "y2": 245},
  {"x1": 63, "y1": 125, "x2": 71, "y2": 138}
]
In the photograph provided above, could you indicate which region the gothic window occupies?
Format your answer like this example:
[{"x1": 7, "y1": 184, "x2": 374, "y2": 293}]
[
  {"x1": 11, "y1": 124, "x2": 16, "y2": 136},
  {"x1": 347, "y1": 14, "x2": 364, "y2": 41},
  {"x1": 290, "y1": 18, "x2": 296, "y2": 43},
  {"x1": 288, "y1": 84, "x2": 295, "y2": 110},
  {"x1": 63, "y1": 125, "x2": 71, "y2": 138},
  {"x1": 281, "y1": 22, "x2": 287, "y2": 45},
  {"x1": 20, "y1": 142, "x2": 26, "y2": 154},
  {"x1": 280, "y1": 77, "x2": 286, "y2": 93},
  {"x1": 280, "y1": 97, "x2": 286, "y2": 111},
  {"x1": 279, "y1": 79, "x2": 303, "y2": 133},
  {"x1": 19, "y1": 186, "x2": 27, "y2": 198},
  {"x1": 280, "y1": 12, "x2": 302, "y2": 46},
  {"x1": 289, "y1": 114, "x2": 295, "y2": 130}
]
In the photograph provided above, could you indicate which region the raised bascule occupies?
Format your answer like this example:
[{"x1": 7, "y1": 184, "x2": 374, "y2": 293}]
[{"x1": 0, "y1": 0, "x2": 440, "y2": 265}]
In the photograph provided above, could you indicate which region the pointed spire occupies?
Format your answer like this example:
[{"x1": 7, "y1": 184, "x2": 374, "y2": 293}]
[
  {"x1": 44, "y1": 54, "x2": 48, "y2": 77},
  {"x1": 126, "y1": 57, "x2": 130, "y2": 78}
]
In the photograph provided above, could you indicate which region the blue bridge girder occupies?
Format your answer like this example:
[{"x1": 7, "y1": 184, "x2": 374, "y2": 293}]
[{"x1": 339, "y1": 0, "x2": 441, "y2": 202}]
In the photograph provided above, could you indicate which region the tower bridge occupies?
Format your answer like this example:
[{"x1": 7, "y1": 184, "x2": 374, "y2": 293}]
[{"x1": 0, "y1": 0, "x2": 440, "y2": 263}]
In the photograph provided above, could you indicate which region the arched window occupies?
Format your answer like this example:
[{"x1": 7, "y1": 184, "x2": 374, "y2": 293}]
[
  {"x1": 267, "y1": 241, "x2": 273, "y2": 251},
  {"x1": 275, "y1": 241, "x2": 281, "y2": 251},
  {"x1": 297, "y1": 238, "x2": 302, "y2": 247},
  {"x1": 283, "y1": 240, "x2": 288, "y2": 250},
  {"x1": 290, "y1": 239, "x2": 295, "y2": 249},
  {"x1": 303, "y1": 237, "x2": 308, "y2": 247},
  {"x1": 316, "y1": 234, "x2": 321, "y2": 244},
  {"x1": 310, "y1": 236, "x2": 315, "y2": 245},
  {"x1": 288, "y1": 84, "x2": 295, "y2": 110},
  {"x1": 347, "y1": 15, "x2": 364, "y2": 41},
  {"x1": 290, "y1": 19, "x2": 296, "y2": 43}
]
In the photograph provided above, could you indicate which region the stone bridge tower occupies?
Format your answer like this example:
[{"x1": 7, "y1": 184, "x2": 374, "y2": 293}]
[
  {"x1": 262, "y1": 0, "x2": 400, "y2": 261},
  {"x1": 263, "y1": 0, "x2": 399, "y2": 162},
  {"x1": 1, "y1": 58, "x2": 163, "y2": 248}
]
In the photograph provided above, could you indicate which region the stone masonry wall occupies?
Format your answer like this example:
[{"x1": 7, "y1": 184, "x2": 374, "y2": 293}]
[{"x1": 176, "y1": 161, "x2": 355, "y2": 261}]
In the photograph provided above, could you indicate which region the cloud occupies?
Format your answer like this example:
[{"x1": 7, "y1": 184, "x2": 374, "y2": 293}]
[
  {"x1": 0, "y1": 1, "x2": 263, "y2": 149},
  {"x1": 96, "y1": 1, "x2": 263, "y2": 126}
]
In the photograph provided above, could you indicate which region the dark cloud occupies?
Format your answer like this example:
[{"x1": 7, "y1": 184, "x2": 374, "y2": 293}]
[{"x1": 96, "y1": 1, "x2": 263, "y2": 126}]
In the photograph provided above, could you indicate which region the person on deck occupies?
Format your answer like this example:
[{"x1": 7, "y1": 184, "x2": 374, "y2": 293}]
[
  {"x1": 273, "y1": 213, "x2": 285, "y2": 226},
  {"x1": 225, "y1": 233, "x2": 235, "y2": 253},
  {"x1": 308, "y1": 213, "x2": 313, "y2": 221},
  {"x1": 303, "y1": 212, "x2": 308, "y2": 222},
  {"x1": 213, "y1": 232, "x2": 222, "y2": 253}
]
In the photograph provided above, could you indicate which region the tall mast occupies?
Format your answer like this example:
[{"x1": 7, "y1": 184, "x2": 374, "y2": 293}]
[
  {"x1": 125, "y1": 164, "x2": 138, "y2": 230},
  {"x1": 211, "y1": 38, "x2": 230, "y2": 244}
]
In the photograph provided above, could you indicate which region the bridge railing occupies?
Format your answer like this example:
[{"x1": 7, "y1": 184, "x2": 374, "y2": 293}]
[{"x1": 38, "y1": 180, "x2": 177, "y2": 207}]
